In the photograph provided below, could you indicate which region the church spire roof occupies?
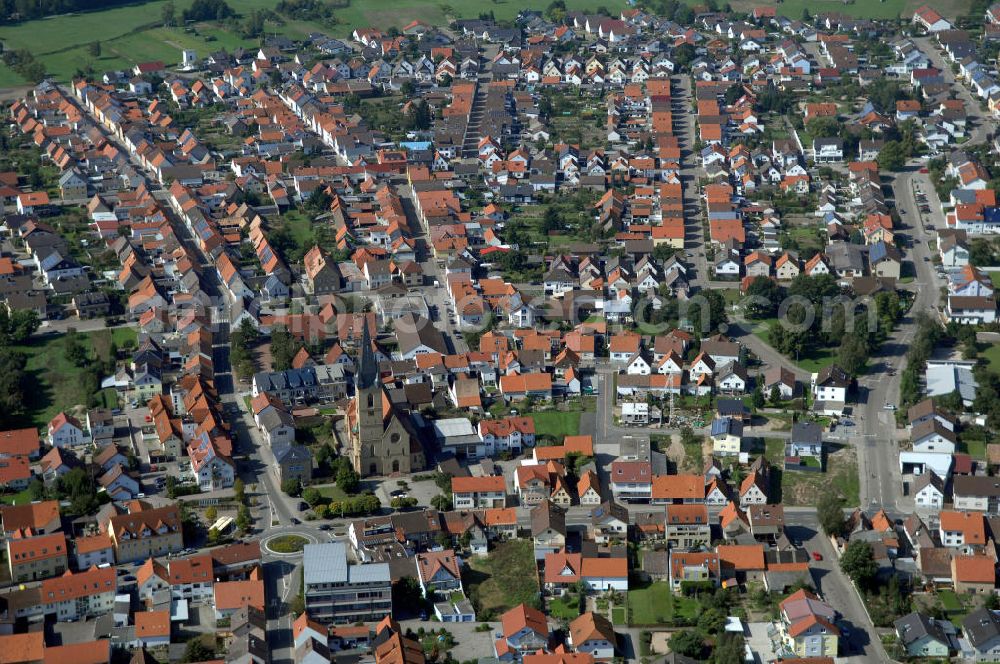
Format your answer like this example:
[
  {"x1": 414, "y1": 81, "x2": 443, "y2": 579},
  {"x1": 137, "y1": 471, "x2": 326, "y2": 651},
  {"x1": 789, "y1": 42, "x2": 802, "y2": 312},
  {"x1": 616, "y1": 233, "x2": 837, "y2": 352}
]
[{"x1": 356, "y1": 319, "x2": 378, "y2": 390}]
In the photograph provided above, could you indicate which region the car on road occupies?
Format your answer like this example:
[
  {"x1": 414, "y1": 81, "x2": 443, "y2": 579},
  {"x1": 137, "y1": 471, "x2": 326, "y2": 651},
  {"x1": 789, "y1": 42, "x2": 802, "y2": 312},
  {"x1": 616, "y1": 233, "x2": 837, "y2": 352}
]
[
  {"x1": 884, "y1": 403, "x2": 897, "y2": 411},
  {"x1": 318, "y1": 524, "x2": 331, "y2": 531},
  {"x1": 812, "y1": 551, "x2": 823, "y2": 561},
  {"x1": 298, "y1": 501, "x2": 309, "y2": 511},
  {"x1": 291, "y1": 517, "x2": 301, "y2": 525},
  {"x1": 919, "y1": 167, "x2": 929, "y2": 173}
]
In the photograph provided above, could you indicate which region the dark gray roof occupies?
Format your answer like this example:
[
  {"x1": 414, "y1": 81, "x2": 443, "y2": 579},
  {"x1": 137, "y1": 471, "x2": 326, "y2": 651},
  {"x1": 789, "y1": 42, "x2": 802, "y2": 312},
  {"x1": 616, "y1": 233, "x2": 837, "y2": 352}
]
[
  {"x1": 895, "y1": 612, "x2": 952, "y2": 647},
  {"x1": 273, "y1": 443, "x2": 312, "y2": 465},
  {"x1": 790, "y1": 422, "x2": 822, "y2": 445},
  {"x1": 963, "y1": 608, "x2": 1000, "y2": 648}
]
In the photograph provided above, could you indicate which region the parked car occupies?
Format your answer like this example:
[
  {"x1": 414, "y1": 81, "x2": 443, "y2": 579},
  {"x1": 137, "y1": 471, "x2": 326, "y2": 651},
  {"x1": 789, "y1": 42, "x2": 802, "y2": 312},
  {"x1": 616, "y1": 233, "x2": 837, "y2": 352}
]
[{"x1": 812, "y1": 551, "x2": 823, "y2": 561}]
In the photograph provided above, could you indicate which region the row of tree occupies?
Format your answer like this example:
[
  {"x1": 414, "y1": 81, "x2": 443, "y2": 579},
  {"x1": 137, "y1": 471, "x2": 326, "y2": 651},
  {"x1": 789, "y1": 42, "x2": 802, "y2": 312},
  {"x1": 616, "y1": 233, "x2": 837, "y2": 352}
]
[{"x1": 0, "y1": 0, "x2": 143, "y2": 22}]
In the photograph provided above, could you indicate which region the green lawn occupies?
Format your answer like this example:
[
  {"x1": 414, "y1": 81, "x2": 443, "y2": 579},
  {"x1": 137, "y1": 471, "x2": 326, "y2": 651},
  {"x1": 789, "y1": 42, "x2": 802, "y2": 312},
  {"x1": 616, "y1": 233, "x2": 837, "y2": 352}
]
[
  {"x1": 960, "y1": 438, "x2": 988, "y2": 461},
  {"x1": 610, "y1": 606, "x2": 626, "y2": 625},
  {"x1": 984, "y1": 343, "x2": 1000, "y2": 374},
  {"x1": 464, "y1": 539, "x2": 538, "y2": 618},
  {"x1": 0, "y1": 488, "x2": 34, "y2": 506},
  {"x1": 315, "y1": 484, "x2": 348, "y2": 502},
  {"x1": 12, "y1": 327, "x2": 136, "y2": 429},
  {"x1": 548, "y1": 594, "x2": 583, "y2": 620},
  {"x1": 939, "y1": 590, "x2": 962, "y2": 612},
  {"x1": 627, "y1": 581, "x2": 701, "y2": 626},
  {"x1": 530, "y1": 411, "x2": 581, "y2": 442}
]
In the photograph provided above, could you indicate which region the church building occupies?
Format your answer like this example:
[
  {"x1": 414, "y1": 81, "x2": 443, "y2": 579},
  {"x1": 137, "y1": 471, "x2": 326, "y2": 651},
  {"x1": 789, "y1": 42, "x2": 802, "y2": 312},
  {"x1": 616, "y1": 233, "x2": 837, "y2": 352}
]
[{"x1": 348, "y1": 325, "x2": 425, "y2": 477}]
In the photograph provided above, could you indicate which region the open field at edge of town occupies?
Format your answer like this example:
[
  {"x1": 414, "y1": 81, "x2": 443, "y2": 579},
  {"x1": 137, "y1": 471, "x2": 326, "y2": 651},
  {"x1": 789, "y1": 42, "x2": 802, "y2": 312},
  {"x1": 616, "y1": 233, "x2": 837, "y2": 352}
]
[{"x1": 0, "y1": 0, "x2": 631, "y2": 85}]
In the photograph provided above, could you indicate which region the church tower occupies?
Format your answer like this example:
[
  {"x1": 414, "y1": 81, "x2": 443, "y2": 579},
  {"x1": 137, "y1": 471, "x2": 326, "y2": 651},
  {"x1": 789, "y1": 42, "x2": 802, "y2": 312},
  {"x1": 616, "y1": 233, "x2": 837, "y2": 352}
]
[
  {"x1": 351, "y1": 323, "x2": 383, "y2": 474},
  {"x1": 349, "y1": 321, "x2": 425, "y2": 476}
]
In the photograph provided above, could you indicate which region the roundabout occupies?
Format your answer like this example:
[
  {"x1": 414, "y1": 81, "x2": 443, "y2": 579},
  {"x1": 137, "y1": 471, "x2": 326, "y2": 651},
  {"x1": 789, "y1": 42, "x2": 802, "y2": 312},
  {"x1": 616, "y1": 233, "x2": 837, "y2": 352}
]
[{"x1": 261, "y1": 530, "x2": 320, "y2": 556}]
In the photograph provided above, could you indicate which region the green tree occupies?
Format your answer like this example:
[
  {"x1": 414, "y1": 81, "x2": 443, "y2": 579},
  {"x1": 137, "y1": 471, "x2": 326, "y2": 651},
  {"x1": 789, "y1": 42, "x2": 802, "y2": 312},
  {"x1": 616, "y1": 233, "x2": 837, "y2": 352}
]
[
  {"x1": 837, "y1": 333, "x2": 868, "y2": 377},
  {"x1": 431, "y1": 493, "x2": 453, "y2": 511},
  {"x1": 182, "y1": 638, "x2": 215, "y2": 662},
  {"x1": 840, "y1": 540, "x2": 878, "y2": 588},
  {"x1": 88, "y1": 41, "x2": 101, "y2": 57},
  {"x1": 697, "y1": 607, "x2": 726, "y2": 635},
  {"x1": 204, "y1": 506, "x2": 218, "y2": 522},
  {"x1": 207, "y1": 527, "x2": 220, "y2": 545},
  {"x1": 751, "y1": 385, "x2": 765, "y2": 410},
  {"x1": 302, "y1": 487, "x2": 322, "y2": 506},
  {"x1": 806, "y1": 116, "x2": 841, "y2": 139},
  {"x1": 162, "y1": 1, "x2": 176, "y2": 26},
  {"x1": 56, "y1": 467, "x2": 100, "y2": 516},
  {"x1": 713, "y1": 632, "x2": 745, "y2": 664},
  {"x1": 0, "y1": 349, "x2": 28, "y2": 428},
  {"x1": 668, "y1": 630, "x2": 703, "y2": 659},
  {"x1": 336, "y1": 463, "x2": 360, "y2": 494},
  {"x1": 768, "y1": 385, "x2": 781, "y2": 405},
  {"x1": 270, "y1": 325, "x2": 298, "y2": 371},
  {"x1": 64, "y1": 328, "x2": 89, "y2": 367},
  {"x1": 878, "y1": 141, "x2": 907, "y2": 171},
  {"x1": 744, "y1": 276, "x2": 782, "y2": 318},
  {"x1": 817, "y1": 492, "x2": 845, "y2": 536},
  {"x1": 673, "y1": 43, "x2": 696, "y2": 69},
  {"x1": 234, "y1": 477, "x2": 245, "y2": 503},
  {"x1": 282, "y1": 478, "x2": 303, "y2": 497},
  {"x1": 236, "y1": 504, "x2": 252, "y2": 534},
  {"x1": 0, "y1": 309, "x2": 39, "y2": 343}
]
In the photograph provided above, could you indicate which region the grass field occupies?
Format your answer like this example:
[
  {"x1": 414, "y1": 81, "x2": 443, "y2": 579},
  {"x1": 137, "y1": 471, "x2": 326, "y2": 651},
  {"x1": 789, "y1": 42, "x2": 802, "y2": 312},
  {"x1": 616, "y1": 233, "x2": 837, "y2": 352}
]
[
  {"x1": 464, "y1": 539, "x2": 538, "y2": 618},
  {"x1": 984, "y1": 343, "x2": 1000, "y2": 374},
  {"x1": 721, "y1": 0, "x2": 970, "y2": 19},
  {"x1": 530, "y1": 411, "x2": 581, "y2": 442},
  {"x1": 0, "y1": 0, "x2": 630, "y2": 84},
  {"x1": 13, "y1": 327, "x2": 137, "y2": 429},
  {"x1": 627, "y1": 580, "x2": 700, "y2": 626}
]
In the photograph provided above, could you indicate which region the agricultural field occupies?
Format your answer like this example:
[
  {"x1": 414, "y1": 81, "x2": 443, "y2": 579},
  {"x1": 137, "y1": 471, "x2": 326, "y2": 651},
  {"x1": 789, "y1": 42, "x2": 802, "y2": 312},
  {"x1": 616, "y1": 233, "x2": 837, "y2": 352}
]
[
  {"x1": 720, "y1": 0, "x2": 971, "y2": 20},
  {"x1": 0, "y1": 0, "x2": 631, "y2": 85}
]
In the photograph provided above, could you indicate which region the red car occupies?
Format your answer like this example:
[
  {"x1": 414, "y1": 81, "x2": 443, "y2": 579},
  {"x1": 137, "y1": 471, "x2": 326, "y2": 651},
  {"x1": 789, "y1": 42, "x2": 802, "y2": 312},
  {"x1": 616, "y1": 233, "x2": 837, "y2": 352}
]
[
  {"x1": 919, "y1": 168, "x2": 929, "y2": 173},
  {"x1": 812, "y1": 551, "x2": 823, "y2": 561}
]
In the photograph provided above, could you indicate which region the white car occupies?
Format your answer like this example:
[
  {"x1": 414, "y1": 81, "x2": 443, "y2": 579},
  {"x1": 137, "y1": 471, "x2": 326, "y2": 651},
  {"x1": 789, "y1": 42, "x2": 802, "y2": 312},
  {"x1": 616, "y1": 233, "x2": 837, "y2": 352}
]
[{"x1": 883, "y1": 403, "x2": 896, "y2": 411}]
